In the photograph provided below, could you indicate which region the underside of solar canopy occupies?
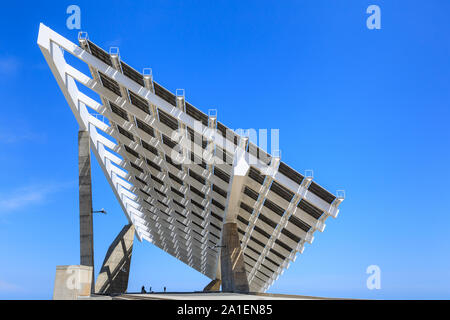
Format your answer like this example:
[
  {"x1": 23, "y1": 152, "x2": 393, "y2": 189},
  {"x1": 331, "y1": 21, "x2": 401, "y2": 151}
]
[{"x1": 37, "y1": 23, "x2": 344, "y2": 293}]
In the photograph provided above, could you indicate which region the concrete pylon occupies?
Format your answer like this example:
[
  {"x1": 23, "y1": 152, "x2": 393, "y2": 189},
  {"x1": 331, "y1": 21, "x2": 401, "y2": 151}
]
[
  {"x1": 220, "y1": 222, "x2": 250, "y2": 293},
  {"x1": 218, "y1": 137, "x2": 250, "y2": 293},
  {"x1": 95, "y1": 224, "x2": 135, "y2": 294},
  {"x1": 203, "y1": 279, "x2": 222, "y2": 292},
  {"x1": 78, "y1": 130, "x2": 94, "y2": 293}
]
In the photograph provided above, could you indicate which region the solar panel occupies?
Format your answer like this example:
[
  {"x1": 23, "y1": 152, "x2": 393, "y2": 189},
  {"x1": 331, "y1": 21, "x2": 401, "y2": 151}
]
[
  {"x1": 297, "y1": 199, "x2": 323, "y2": 220},
  {"x1": 98, "y1": 72, "x2": 121, "y2": 96},
  {"x1": 87, "y1": 40, "x2": 112, "y2": 66},
  {"x1": 124, "y1": 145, "x2": 139, "y2": 158},
  {"x1": 141, "y1": 140, "x2": 158, "y2": 155},
  {"x1": 128, "y1": 90, "x2": 150, "y2": 114},
  {"x1": 248, "y1": 167, "x2": 265, "y2": 185},
  {"x1": 270, "y1": 180, "x2": 294, "y2": 202},
  {"x1": 154, "y1": 82, "x2": 176, "y2": 106},
  {"x1": 249, "y1": 142, "x2": 272, "y2": 165},
  {"x1": 109, "y1": 102, "x2": 129, "y2": 121},
  {"x1": 135, "y1": 118, "x2": 155, "y2": 137},
  {"x1": 308, "y1": 181, "x2": 336, "y2": 204},
  {"x1": 186, "y1": 102, "x2": 209, "y2": 126},
  {"x1": 120, "y1": 62, "x2": 144, "y2": 87},
  {"x1": 158, "y1": 109, "x2": 179, "y2": 131},
  {"x1": 243, "y1": 186, "x2": 259, "y2": 201},
  {"x1": 38, "y1": 24, "x2": 344, "y2": 293},
  {"x1": 278, "y1": 161, "x2": 304, "y2": 185},
  {"x1": 117, "y1": 125, "x2": 134, "y2": 141}
]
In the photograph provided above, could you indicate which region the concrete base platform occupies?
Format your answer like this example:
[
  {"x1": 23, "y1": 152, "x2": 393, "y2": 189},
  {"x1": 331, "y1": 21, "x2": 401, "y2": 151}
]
[
  {"x1": 53, "y1": 265, "x2": 93, "y2": 300},
  {"x1": 110, "y1": 292, "x2": 335, "y2": 300},
  {"x1": 78, "y1": 294, "x2": 113, "y2": 300}
]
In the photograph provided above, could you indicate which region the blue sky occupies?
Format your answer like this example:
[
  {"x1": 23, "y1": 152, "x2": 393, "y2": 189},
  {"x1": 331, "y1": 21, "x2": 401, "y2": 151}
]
[{"x1": 0, "y1": 0, "x2": 449, "y2": 299}]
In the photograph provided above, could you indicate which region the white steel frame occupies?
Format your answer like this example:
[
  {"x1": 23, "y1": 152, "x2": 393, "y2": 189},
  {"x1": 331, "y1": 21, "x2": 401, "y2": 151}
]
[{"x1": 37, "y1": 23, "x2": 344, "y2": 292}]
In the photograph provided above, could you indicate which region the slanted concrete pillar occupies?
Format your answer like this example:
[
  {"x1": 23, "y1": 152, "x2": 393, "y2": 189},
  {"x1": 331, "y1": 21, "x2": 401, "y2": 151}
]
[
  {"x1": 95, "y1": 224, "x2": 135, "y2": 294},
  {"x1": 78, "y1": 130, "x2": 94, "y2": 293},
  {"x1": 203, "y1": 279, "x2": 221, "y2": 292},
  {"x1": 220, "y1": 222, "x2": 250, "y2": 293}
]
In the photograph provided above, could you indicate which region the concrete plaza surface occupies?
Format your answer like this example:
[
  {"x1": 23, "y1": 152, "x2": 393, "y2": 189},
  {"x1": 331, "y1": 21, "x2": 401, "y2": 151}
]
[{"x1": 88, "y1": 292, "x2": 342, "y2": 300}]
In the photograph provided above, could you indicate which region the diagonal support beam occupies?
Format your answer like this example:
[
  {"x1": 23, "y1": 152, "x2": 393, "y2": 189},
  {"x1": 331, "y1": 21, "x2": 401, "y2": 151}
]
[
  {"x1": 95, "y1": 224, "x2": 135, "y2": 294},
  {"x1": 203, "y1": 278, "x2": 221, "y2": 292}
]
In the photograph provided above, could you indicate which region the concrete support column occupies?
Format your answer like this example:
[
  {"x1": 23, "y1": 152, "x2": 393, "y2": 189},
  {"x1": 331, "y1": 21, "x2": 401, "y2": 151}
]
[
  {"x1": 78, "y1": 130, "x2": 94, "y2": 293},
  {"x1": 220, "y1": 222, "x2": 249, "y2": 293}
]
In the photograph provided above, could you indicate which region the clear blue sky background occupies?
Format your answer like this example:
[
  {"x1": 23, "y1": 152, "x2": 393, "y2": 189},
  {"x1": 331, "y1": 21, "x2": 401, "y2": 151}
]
[{"x1": 0, "y1": 0, "x2": 448, "y2": 300}]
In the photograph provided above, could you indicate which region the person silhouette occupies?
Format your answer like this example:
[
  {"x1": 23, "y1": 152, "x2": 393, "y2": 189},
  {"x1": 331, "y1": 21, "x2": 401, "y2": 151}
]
[
  {"x1": 164, "y1": 286, "x2": 166, "y2": 293},
  {"x1": 141, "y1": 285, "x2": 146, "y2": 293}
]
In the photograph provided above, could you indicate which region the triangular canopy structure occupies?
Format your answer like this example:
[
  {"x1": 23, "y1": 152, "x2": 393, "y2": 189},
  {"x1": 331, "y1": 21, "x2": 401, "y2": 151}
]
[{"x1": 37, "y1": 24, "x2": 344, "y2": 292}]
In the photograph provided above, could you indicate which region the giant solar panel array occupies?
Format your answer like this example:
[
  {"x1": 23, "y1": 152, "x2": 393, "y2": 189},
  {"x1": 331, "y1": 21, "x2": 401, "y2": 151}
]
[{"x1": 38, "y1": 24, "x2": 344, "y2": 292}]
